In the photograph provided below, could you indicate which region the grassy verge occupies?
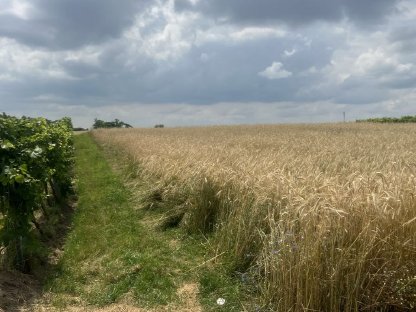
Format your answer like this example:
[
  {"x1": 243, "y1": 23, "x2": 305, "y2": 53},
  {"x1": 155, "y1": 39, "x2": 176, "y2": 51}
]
[{"x1": 44, "y1": 133, "x2": 245, "y2": 310}]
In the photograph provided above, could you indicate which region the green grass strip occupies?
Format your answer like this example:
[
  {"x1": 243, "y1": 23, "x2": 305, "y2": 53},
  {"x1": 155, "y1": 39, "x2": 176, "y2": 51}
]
[
  {"x1": 45, "y1": 133, "x2": 243, "y2": 310},
  {"x1": 47, "y1": 133, "x2": 180, "y2": 307}
]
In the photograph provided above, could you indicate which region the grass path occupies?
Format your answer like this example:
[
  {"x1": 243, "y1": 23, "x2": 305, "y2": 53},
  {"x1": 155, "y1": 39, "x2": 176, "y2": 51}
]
[{"x1": 37, "y1": 133, "x2": 242, "y2": 311}]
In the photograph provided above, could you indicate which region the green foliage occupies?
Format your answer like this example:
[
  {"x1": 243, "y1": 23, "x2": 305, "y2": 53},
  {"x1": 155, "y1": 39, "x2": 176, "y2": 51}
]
[
  {"x1": 0, "y1": 113, "x2": 73, "y2": 271},
  {"x1": 92, "y1": 118, "x2": 132, "y2": 129},
  {"x1": 356, "y1": 115, "x2": 416, "y2": 123}
]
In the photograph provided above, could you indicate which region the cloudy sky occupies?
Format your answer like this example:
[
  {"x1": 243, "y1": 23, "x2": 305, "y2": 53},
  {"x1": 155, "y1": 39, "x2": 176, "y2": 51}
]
[{"x1": 0, "y1": 0, "x2": 415, "y2": 127}]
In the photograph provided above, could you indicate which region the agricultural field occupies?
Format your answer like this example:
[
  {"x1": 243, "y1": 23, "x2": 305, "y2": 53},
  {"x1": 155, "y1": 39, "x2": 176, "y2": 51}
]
[
  {"x1": 1, "y1": 121, "x2": 416, "y2": 311},
  {"x1": 92, "y1": 123, "x2": 416, "y2": 311}
]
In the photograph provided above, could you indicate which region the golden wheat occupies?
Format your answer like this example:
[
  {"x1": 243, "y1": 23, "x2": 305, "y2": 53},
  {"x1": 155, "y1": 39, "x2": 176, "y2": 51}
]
[{"x1": 92, "y1": 123, "x2": 416, "y2": 311}]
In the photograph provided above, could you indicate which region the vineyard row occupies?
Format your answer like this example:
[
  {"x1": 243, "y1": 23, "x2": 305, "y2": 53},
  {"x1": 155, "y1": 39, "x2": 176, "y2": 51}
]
[{"x1": 0, "y1": 113, "x2": 73, "y2": 271}]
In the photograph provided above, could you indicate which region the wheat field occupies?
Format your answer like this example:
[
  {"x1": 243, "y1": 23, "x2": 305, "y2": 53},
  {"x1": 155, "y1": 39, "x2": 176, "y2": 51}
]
[{"x1": 92, "y1": 123, "x2": 416, "y2": 311}]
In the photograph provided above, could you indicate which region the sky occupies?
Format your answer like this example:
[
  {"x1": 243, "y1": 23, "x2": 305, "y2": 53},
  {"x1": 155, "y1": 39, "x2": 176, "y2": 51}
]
[{"x1": 0, "y1": 0, "x2": 415, "y2": 128}]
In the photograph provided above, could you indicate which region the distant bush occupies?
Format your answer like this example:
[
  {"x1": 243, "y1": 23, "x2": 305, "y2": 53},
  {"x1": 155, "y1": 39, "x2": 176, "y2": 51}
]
[
  {"x1": 73, "y1": 127, "x2": 88, "y2": 131},
  {"x1": 154, "y1": 124, "x2": 164, "y2": 128},
  {"x1": 93, "y1": 118, "x2": 132, "y2": 129},
  {"x1": 356, "y1": 115, "x2": 416, "y2": 123}
]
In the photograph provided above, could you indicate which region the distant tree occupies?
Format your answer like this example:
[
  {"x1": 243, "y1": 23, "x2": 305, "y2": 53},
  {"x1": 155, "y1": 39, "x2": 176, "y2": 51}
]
[
  {"x1": 154, "y1": 124, "x2": 164, "y2": 128},
  {"x1": 93, "y1": 118, "x2": 132, "y2": 129},
  {"x1": 356, "y1": 115, "x2": 416, "y2": 123}
]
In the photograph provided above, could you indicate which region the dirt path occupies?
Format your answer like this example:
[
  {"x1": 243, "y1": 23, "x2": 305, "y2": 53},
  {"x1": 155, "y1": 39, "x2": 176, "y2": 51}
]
[{"x1": 0, "y1": 270, "x2": 40, "y2": 312}]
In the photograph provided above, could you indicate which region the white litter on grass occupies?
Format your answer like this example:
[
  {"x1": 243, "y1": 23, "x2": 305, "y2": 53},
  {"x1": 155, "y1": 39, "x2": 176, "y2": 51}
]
[{"x1": 217, "y1": 297, "x2": 226, "y2": 305}]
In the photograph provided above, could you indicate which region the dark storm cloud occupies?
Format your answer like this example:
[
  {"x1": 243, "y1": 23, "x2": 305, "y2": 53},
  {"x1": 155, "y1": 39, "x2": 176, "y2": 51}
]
[
  {"x1": 0, "y1": 15, "x2": 54, "y2": 47},
  {"x1": 334, "y1": 79, "x2": 390, "y2": 104},
  {"x1": 61, "y1": 36, "x2": 330, "y2": 105},
  {"x1": 0, "y1": 24, "x2": 388, "y2": 108},
  {"x1": 0, "y1": 0, "x2": 152, "y2": 49},
  {"x1": 61, "y1": 60, "x2": 101, "y2": 79},
  {"x1": 389, "y1": 24, "x2": 416, "y2": 54},
  {"x1": 175, "y1": 0, "x2": 399, "y2": 26}
]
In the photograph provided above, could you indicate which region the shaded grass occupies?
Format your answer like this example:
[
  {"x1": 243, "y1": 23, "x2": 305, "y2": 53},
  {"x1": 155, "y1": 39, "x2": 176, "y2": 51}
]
[{"x1": 44, "y1": 133, "x2": 245, "y2": 310}]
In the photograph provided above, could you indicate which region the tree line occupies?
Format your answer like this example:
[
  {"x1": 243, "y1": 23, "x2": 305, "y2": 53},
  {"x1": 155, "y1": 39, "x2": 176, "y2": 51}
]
[
  {"x1": 356, "y1": 115, "x2": 416, "y2": 123},
  {"x1": 93, "y1": 118, "x2": 132, "y2": 129}
]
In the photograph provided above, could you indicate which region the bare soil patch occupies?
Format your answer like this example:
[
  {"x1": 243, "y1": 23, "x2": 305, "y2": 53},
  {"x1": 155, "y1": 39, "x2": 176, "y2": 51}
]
[
  {"x1": 0, "y1": 270, "x2": 40, "y2": 312},
  {"x1": 0, "y1": 197, "x2": 76, "y2": 312}
]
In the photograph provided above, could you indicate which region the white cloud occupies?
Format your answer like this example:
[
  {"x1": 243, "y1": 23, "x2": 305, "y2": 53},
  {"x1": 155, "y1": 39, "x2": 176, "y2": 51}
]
[
  {"x1": 230, "y1": 27, "x2": 286, "y2": 41},
  {"x1": 320, "y1": 22, "x2": 416, "y2": 88},
  {"x1": 124, "y1": 3, "x2": 286, "y2": 62},
  {"x1": 283, "y1": 48, "x2": 296, "y2": 57},
  {"x1": 194, "y1": 24, "x2": 287, "y2": 46},
  {"x1": 64, "y1": 47, "x2": 101, "y2": 65},
  {"x1": 258, "y1": 62, "x2": 292, "y2": 79},
  {"x1": 0, "y1": 38, "x2": 104, "y2": 81},
  {"x1": 123, "y1": 0, "x2": 197, "y2": 61},
  {"x1": 0, "y1": 0, "x2": 33, "y2": 20},
  {"x1": 397, "y1": 0, "x2": 416, "y2": 20},
  {"x1": 354, "y1": 49, "x2": 413, "y2": 75},
  {"x1": 0, "y1": 38, "x2": 73, "y2": 80}
]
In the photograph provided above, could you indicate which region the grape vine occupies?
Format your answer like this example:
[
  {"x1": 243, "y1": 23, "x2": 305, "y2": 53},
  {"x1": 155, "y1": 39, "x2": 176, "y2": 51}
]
[{"x1": 0, "y1": 113, "x2": 74, "y2": 271}]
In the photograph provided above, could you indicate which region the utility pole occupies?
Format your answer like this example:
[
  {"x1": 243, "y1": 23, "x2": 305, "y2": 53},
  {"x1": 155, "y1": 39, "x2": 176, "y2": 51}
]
[{"x1": 343, "y1": 112, "x2": 346, "y2": 123}]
